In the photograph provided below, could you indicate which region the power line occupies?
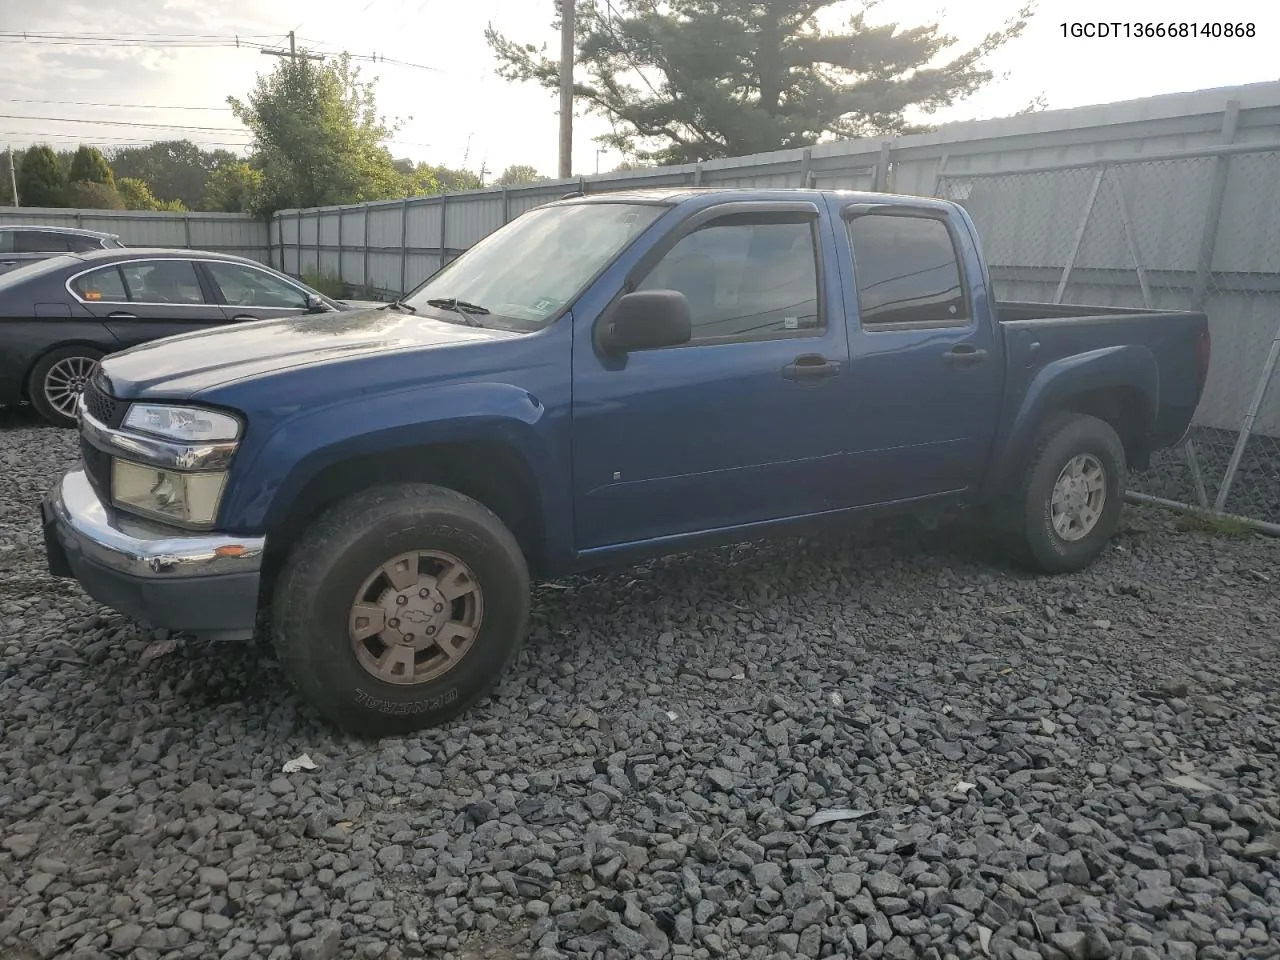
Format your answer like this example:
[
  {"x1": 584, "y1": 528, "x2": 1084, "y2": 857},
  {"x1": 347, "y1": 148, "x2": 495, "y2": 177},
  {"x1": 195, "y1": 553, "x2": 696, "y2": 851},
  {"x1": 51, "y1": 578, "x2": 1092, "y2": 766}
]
[
  {"x1": 0, "y1": 114, "x2": 246, "y2": 133},
  {"x1": 6, "y1": 98, "x2": 233, "y2": 112},
  {"x1": 0, "y1": 30, "x2": 280, "y2": 39}
]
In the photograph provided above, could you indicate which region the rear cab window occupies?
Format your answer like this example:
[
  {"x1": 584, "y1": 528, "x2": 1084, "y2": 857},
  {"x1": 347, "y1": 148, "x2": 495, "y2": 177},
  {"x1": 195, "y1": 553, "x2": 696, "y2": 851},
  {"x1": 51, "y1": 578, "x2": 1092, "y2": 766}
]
[{"x1": 846, "y1": 212, "x2": 969, "y2": 329}]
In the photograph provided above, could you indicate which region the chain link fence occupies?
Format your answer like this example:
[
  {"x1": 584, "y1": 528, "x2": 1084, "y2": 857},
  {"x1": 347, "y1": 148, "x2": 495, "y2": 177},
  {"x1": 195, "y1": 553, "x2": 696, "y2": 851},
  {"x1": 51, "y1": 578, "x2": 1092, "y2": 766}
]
[{"x1": 937, "y1": 146, "x2": 1280, "y2": 531}]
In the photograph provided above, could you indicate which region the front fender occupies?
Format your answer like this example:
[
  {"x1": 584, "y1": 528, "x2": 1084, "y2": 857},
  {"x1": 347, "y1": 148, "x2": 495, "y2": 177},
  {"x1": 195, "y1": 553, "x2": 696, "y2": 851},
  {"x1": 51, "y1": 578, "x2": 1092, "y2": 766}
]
[
  {"x1": 219, "y1": 380, "x2": 567, "y2": 556},
  {"x1": 985, "y1": 344, "x2": 1159, "y2": 494}
]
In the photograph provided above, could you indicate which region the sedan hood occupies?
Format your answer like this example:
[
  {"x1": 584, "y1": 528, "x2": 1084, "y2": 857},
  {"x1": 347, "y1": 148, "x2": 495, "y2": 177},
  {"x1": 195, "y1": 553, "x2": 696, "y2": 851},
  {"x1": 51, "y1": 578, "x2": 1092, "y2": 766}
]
[{"x1": 97, "y1": 307, "x2": 523, "y2": 400}]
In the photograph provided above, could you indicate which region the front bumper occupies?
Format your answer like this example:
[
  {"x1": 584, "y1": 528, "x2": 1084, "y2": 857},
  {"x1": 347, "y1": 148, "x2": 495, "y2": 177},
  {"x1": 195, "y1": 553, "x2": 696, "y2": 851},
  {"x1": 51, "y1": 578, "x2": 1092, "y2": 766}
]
[{"x1": 41, "y1": 469, "x2": 266, "y2": 638}]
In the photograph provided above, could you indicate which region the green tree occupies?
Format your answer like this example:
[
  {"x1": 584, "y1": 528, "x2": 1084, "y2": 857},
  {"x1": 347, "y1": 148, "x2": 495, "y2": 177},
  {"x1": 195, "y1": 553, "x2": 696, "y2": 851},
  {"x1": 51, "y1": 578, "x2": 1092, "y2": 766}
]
[
  {"x1": 496, "y1": 164, "x2": 546, "y2": 186},
  {"x1": 201, "y1": 161, "x2": 264, "y2": 212},
  {"x1": 109, "y1": 140, "x2": 234, "y2": 208},
  {"x1": 230, "y1": 52, "x2": 406, "y2": 214},
  {"x1": 391, "y1": 158, "x2": 445, "y2": 196},
  {"x1": 487, "y1": 0, "x2": 1032, "y2": 164},
  {"x1": 117, "y1": 177, "x2": 164, "y2": 211},
  {"x1": 17, "y1": 146, "x2": 66, "y2": 207},
  {"x1": 69, "y1": 145, "x2": 114, "y2": 185},
  {"x1": 64, "y1": 180, "x2": 125, "y2": 210}
]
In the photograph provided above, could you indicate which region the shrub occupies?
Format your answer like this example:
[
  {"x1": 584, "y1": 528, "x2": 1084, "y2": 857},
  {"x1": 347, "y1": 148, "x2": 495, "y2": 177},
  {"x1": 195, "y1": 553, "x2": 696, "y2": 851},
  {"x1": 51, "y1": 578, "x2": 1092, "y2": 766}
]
[{"x1": 301, "y1": 268, "x2": 346, "y2": 299}]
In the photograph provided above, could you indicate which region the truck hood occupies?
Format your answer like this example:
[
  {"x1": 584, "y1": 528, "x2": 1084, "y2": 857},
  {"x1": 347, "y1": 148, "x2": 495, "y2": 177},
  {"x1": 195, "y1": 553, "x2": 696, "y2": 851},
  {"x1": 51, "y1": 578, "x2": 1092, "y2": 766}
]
[{"x1": 97, "y1": 307, "x2": 523, "y2": 400}]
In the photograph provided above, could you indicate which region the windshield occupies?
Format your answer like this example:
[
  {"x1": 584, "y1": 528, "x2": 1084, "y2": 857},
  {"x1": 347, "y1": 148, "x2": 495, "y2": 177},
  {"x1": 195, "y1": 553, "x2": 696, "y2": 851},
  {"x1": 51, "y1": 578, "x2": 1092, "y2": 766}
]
[{"x1": 402, "y1": 202, "x2": 666, "y2": 330}]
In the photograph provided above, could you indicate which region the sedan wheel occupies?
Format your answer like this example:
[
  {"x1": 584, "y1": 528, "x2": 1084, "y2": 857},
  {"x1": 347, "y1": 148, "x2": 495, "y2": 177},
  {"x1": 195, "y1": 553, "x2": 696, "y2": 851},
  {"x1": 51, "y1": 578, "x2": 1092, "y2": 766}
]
[{"x1": 28, "y1": 346, "x2": 104, "y2": 428}]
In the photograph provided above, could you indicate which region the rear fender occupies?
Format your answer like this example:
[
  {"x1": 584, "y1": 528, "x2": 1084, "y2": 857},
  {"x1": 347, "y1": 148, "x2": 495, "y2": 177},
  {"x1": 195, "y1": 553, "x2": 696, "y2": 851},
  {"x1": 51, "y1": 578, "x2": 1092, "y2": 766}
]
[{"x1": 984, "y1": 344, "x2": 1158, "y2": 495}]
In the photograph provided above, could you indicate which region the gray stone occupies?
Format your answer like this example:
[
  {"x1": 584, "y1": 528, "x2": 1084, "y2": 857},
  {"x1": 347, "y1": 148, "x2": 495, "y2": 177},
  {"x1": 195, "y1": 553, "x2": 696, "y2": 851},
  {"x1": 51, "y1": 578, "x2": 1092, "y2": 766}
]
[{"x1": 865, "y1": 871, "x2": 904, "y2": 898}]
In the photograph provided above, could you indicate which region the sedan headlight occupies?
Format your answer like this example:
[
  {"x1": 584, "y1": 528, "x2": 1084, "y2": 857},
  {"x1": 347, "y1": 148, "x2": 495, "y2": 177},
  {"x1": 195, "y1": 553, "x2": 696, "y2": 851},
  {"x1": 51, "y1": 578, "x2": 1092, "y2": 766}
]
[
  {"x1": 123, "y1": 404, "x2": 241, "y2": 443},
  {"x1": 112, "y1": 460, "x2": 228, "y2": 527}
]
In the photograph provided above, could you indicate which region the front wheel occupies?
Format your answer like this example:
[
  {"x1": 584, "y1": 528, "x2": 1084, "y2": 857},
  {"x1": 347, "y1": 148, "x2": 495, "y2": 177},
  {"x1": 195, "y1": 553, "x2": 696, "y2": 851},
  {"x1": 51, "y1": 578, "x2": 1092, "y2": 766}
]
[
  {"x1": 1010, "y1": 413, "x2": 1127, "y2": 573},
  {"x1": 271, "y1": 483, "x2": 530, "y2": 736}
]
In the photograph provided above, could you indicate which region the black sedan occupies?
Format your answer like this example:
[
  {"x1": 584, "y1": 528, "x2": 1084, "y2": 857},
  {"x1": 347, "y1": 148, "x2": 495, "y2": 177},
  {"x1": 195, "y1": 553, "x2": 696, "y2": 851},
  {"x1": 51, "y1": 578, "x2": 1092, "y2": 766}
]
[{"x1": 0, "y1": 249, "x2": 381, "y2": 426}]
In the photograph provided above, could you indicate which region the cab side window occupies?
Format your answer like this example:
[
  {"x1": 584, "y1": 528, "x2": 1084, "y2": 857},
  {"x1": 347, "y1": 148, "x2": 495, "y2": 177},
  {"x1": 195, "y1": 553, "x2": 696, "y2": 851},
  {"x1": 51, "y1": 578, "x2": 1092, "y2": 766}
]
[
  {"x1": 847, "y1": 214, "x2": 968, "y2": 328},
  {"x1": 635, "y1": 213, "x2": 822, "y2": 343}
]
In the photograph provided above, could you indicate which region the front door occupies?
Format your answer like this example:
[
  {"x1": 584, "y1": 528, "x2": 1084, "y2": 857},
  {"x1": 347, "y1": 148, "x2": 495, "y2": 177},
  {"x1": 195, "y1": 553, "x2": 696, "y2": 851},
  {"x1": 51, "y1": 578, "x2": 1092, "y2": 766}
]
[
  {"x1": 571, "y1": 200, "x2": 853, "y2": 552},
  {"x1": 200, "y1": 259, "x2": 318, "y2": 323},
  {"x1": 71, "y1": 258, "x2": 227, "y2": 345}
]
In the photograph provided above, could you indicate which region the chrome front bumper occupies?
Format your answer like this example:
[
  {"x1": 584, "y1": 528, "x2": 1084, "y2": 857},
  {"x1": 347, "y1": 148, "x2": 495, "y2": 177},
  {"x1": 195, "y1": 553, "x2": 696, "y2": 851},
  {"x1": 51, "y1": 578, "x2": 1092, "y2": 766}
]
[{"x1": 41, "y1": 469, "x2": 267, "y2": 637}]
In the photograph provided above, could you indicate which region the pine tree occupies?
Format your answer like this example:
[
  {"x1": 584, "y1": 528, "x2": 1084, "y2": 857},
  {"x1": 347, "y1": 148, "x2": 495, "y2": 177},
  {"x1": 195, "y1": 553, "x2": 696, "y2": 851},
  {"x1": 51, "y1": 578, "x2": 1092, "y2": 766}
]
[
  {"x1": 488, "y1": 0, "x2": 1032, "y2": 164},
  {"x1": 17, "y1": 146, "x2": 66, "y2": 208}
]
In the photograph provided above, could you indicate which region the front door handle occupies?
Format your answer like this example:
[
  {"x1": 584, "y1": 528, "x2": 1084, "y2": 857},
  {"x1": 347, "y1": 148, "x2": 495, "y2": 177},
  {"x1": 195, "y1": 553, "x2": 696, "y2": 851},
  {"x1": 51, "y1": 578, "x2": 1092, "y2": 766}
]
[
  {"x1": 944, "y1": 344, "x2": 989, "y2": 366},
  {"x1": 783, "y1": 354, "x2": 841, "y2": 382},
  {"x1": 230, "y1": 314, "x2": 259, "y2": 322},
  {"x1": 106, "y1": 311, "x2": 137, "y2": 319}
]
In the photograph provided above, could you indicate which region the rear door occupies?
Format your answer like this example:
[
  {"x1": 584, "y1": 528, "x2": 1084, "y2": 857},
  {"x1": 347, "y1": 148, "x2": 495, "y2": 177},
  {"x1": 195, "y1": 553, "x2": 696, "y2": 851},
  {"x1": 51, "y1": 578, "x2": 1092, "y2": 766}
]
[
  {"x1": 70, "y1": 257, "x2": 227, "y2": 345},
  {"x1": 201, "y1": 259, "x2": 318, "y2": 322},
  {"x1": 1, "y1": 229, "x2": 72, "y2": 273},
  {"x1": 831, "y1": 201, "x2": 1003, "y2": 503}
]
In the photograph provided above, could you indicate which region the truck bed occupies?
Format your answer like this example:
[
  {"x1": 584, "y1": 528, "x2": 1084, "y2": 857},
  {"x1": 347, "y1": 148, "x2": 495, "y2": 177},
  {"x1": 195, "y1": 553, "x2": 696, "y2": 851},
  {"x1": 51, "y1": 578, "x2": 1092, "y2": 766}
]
[{"x1": 994, "y1": 300, "x2": 1210, "y2": 458}]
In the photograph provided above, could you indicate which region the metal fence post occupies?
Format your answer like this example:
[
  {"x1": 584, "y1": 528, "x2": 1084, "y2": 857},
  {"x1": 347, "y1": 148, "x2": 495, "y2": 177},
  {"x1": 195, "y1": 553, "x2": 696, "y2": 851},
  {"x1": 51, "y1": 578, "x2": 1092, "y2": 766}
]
[
  {"x1": 799, "y1": 149, "x2": 812, "y2": 188},
  {"x1": 363, "y1": 205, "x2": 371, "y2": 292},
  {"x1": 399, "y1": 198, "x2": 410, "y2": 296},
  {"x1": 930, "y1": 153, "x2": 949, "y2": 198},
  {"x1": 1214, "y1": 318, "x2": 1280, "y2": 514},
  {"x1": 1191, "y1": 99, "x2": 1240, "y2": 310},
  {"x1": 1054, "y1": 164, "x2": 1106, "y2": 303},
  {"x1": 873, "y1": 140, "x2": 892, "y2": 192},
  {"x1": 294, "y1": 211, "x2": 301, "y2": 277},
  {"x1": 439, "y1": 193, "x2": 448, "y2": 272},
  {"x1": 1110, "y1": 172, "x2": 1153, "y2": 308},
  {"x1": 315, "y1": 210, "x2": 322, "y2": 275},
  {"x1": 182, "y1": 213, "x2": 192, "y2": 249},
  {"x1": 336, "y1": 206, "x2": 344, "y2": 287},
  {"x1": 693, "y1": 162, "x2": 703, "y2": 187},
  {"x1": 501, "y1": 186, "x2": 510, "y2": 224}
]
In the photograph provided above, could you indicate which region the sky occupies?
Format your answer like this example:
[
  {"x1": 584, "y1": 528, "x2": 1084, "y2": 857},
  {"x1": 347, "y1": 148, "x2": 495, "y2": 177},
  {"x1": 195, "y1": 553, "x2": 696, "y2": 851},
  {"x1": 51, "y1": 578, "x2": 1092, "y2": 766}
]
[{"x1": 1, "y1": 0, "x2": 1277, "y2": 180}]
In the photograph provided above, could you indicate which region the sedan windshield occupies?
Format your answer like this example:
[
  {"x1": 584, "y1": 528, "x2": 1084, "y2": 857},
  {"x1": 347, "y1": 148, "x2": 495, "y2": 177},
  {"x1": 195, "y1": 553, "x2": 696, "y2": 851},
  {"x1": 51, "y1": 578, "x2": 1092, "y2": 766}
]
[{"x1": 402, "y1": 202, "x2": 666, "y2": 330}]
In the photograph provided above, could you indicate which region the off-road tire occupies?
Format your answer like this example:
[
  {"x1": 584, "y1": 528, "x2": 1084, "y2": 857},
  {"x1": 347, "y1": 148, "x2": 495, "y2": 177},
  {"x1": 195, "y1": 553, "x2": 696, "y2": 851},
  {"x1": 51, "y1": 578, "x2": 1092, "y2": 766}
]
[
  {"x1": 1008, "y1": 412, "x2": 1127, "y2": 574},
  {"x1": 271, "y1": 483, "x2": 530, "y2": 736}
]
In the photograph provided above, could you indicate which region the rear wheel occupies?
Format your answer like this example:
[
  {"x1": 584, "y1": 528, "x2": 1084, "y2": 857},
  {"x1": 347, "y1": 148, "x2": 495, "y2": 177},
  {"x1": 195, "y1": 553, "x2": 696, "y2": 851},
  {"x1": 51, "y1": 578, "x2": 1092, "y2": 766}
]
[
  {"x1": 270, "y1": 483, "x2": 530, "y2": 736},
  {"x1": 28, "y1": 346, "x2": 103, "y2": 427},
  {"x1": 1009, "y1": 413, "x2": 1126, "y2": 573}
]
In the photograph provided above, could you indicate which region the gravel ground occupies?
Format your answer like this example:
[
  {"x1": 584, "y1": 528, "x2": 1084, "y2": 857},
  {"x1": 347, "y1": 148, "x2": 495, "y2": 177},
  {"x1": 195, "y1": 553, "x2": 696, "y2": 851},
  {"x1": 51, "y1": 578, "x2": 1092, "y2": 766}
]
[{"x1": 2, "y1": 407, "x2": 1279, "y2": 960}]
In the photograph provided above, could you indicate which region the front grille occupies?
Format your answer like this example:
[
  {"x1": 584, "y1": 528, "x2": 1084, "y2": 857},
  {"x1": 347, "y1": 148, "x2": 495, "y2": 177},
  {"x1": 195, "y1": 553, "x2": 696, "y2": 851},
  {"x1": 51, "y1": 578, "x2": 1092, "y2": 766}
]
[
  {"x1": 80, "y1": 434, "x2": 113, "y2": 503},
  {"x1": 83, "y1": 377, "x2": 124, "y2": 428}
]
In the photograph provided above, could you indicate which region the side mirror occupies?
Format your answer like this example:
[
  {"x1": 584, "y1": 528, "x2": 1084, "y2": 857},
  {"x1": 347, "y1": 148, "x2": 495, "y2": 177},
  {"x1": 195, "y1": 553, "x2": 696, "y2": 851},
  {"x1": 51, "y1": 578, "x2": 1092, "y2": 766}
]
[
  {"x1": 601, "y1": 289, "x2": 692, "y2": 353},
  {"x1": 305, "y1": 293, "x2": 328, "y2": 313}
]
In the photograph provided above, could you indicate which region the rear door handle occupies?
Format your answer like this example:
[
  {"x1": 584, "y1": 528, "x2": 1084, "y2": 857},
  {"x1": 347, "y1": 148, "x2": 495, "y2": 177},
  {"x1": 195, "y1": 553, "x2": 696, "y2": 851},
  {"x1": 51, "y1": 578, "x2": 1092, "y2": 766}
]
[
  {"x1": 230, "y1": 314, "x2": 259, "y2": 322},
  {"x1": 783, "y1": 354, "x2": 841, "y2": 382},
  {"x1": 944, "y1": 344, "x2": 988, "y2": 366},
  {"x1": 106, "y1": 311, "x2": 137, "y2": 320}
]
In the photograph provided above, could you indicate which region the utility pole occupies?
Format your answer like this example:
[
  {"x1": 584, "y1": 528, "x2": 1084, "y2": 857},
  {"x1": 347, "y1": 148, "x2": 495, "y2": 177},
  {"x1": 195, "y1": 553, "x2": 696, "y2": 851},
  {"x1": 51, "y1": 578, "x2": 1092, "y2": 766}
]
[
  {"x1": 260, "y1": 31, "x2": 323, "y2": 63},
  {"x1": 558, "y1": 0, "x2": 575, "y2": 179},
  {"x1": 6, "y1": 146, "x2": 17, "y2": 208}
]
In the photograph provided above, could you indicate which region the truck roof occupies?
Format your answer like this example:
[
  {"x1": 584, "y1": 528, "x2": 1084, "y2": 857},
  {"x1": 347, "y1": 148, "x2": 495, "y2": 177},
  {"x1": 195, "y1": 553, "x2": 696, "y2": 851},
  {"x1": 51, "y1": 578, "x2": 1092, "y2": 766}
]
[{"x1": 550, "y1": 186, "x2": 957, "y2": 211}]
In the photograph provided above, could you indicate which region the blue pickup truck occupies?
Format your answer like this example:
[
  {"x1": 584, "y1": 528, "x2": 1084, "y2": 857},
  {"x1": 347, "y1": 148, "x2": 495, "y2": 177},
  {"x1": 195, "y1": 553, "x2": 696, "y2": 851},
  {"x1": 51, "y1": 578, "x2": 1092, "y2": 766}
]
[{"x1": 41, "y1": 188, "x2": 1211, "y2": 734}]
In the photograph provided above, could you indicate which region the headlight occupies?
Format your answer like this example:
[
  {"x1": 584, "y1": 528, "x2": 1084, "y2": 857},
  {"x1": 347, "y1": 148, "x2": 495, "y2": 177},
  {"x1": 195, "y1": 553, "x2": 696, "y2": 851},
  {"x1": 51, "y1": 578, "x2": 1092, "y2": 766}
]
[
  {"x1": 123, "y1": 404, "x2": 240, "y2": 443},
  {"x1": 112, "y1": 460, "x2": 228, "y2": 527}
]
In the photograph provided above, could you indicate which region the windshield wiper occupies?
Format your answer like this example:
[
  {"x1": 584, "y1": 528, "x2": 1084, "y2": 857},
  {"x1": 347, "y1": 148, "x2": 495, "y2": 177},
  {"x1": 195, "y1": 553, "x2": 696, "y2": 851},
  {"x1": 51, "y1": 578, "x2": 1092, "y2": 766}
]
[
  {"x1": 380, "y1": 299, "x2": 417, "y2": 313},
  {"x1": 425, "y1": 297, "x2": 490, "y2": 327}
]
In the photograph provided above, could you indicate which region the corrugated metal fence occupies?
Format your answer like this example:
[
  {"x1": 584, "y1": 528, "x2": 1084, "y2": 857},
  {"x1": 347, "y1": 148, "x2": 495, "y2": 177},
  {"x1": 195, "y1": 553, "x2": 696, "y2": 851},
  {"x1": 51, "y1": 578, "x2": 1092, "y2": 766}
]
[
  {"x1": 0, "y1": 207, "x2": 269, "y2": 262},
  {"x1": 5, "y1": 80, "x2": 1278, "y2": 529},
  {"x1": 269, "y1": 80, "x2": 1280, "y2": 529}
]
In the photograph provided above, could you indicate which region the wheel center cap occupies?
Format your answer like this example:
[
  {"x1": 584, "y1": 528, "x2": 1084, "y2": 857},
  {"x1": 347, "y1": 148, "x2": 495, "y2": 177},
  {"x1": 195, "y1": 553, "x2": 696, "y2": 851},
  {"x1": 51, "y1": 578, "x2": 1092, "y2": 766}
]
[{"x1": 382, "y1": 586, "x2": 449, "y2": 649}]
